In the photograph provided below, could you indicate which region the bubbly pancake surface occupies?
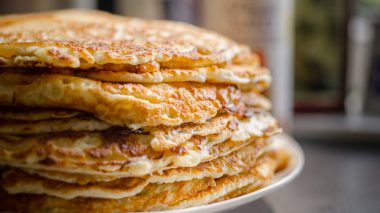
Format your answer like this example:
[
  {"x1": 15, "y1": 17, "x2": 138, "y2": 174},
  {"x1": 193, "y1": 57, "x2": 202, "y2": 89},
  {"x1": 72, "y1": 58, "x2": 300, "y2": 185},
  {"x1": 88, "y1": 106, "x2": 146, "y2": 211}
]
[
  {"x1": 0, "y1": 73, "x2": 240, "y2": 128},
  {"x1": 0, "y1": 10, "x2": 249, "y2": 69}
]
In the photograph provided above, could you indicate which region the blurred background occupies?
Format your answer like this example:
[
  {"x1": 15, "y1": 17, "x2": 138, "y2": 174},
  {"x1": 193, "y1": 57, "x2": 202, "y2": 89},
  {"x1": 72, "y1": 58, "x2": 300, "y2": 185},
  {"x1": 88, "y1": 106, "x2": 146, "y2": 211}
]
[{"x1": 1, "y1": 0, "x2": 379, "y2": 212}]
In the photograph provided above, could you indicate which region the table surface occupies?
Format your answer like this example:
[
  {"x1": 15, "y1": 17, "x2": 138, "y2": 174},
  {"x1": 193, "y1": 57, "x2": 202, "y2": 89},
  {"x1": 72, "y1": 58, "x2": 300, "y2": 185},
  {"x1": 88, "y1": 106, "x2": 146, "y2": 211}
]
[{"x1": 226, "y1": 137, "x2": 380, "y2": 213}]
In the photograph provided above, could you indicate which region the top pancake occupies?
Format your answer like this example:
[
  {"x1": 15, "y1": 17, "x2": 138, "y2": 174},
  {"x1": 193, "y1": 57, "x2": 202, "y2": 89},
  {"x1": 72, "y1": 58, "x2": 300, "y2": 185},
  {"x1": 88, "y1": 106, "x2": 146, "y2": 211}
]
[{"x1": 0, "y1": 9, "x2": 249, "y2": 69}]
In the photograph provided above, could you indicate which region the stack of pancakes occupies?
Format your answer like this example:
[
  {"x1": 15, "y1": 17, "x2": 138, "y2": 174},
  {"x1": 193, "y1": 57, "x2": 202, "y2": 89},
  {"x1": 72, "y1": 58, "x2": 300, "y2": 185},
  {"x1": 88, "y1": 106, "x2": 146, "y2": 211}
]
[{"x1": 0, "y1": 10, "x2": 290, "y2": 212}]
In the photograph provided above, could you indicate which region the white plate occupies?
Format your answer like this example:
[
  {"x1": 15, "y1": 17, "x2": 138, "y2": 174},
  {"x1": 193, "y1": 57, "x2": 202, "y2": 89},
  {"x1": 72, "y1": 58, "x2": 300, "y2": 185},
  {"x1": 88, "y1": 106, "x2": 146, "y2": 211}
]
[{"x1": 154, "y1": 134, "x2": 305, "y2": 213}]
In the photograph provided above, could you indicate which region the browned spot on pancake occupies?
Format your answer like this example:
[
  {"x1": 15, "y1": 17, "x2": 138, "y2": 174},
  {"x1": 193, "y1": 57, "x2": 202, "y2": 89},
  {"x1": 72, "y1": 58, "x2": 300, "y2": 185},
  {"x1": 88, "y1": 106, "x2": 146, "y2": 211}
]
[
  {"x1": 39, "y1": 155, "x2": 58, "y2": 165},
  {"x1": 102, "y1": 127, "x2": 133, "y2": 142},
  {"x1": 119, "y1": 142, "x2": 148, "y2": 157},
  {"x1": 40, "y1": 131, "x2": 86, "y2": 143}
]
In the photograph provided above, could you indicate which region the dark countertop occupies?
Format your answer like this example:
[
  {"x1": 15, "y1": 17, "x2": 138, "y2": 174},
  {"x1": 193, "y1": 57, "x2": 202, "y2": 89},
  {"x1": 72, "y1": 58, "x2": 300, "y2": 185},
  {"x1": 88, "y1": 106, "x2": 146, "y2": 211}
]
[{"x1": 227, "y1": 137, "x2": 380, "y2": 213}]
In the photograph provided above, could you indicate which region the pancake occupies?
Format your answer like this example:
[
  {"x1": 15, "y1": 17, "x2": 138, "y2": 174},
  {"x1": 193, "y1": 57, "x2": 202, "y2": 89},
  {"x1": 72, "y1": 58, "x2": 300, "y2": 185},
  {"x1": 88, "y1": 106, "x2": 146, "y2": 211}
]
[
  {"x1": 0, "y1": 108, "x2": 82, "y2": 120},
  {"x1": 0, "y1": 110, "x2": 278, "y2": 154},
  {"x1": 166, "y1": 144, "x2": 289, "y2": 211},
  {"x1": 1, "y1": 141, "x2": 265, "y2": 199},
  {"x1": 75, "y1": 60, "x2": 270, "y2": 91},
  {"x1": 0, "y1": 112, "x2": 234, "y2": 142},
  {"x1": 0, "y1": 113, "x2": 279, "y2": 177},
  {"x1": 171, "y1": 157, "x2": 276, "y2": 210},
  {"x1": 0, "y1": 9, "x2": 249, "y2": 70},
  {"x1": 20, "y1": 139, "x2": 265, "y2": 185},
  {"x1": 0, "y1": 109, "x2": 274, "y2": 144},
  {"x1": 213, "y1": 141, "x2": 291, "y2": 203},
  {"x1": 0, "y1": 72, "x2": 240, "y2": 128},
  {"x1": 0, "y1": 177, "x2": 215, "y2": 213},
  {"x1": 212, "y1": 181, "x2": 265, "y2": 203},
  {"x1": 0, "y1": 130, "x2": 225, "y2": 177},
  {"x1": 2, "y1": 170, "x2": 150, "y2": 200},
  {"x1": 3, "y1": 56, "x2": 270, "y2": 91},
  {"x1": 148, "y1": 108, "x2": 284, "y2": 153},
  {"x1": 242, "y1": 91, "x2": 271, "y2": 110},
  {"x1": 0, "y1": 109, "x2": 280, "y2": 177},
  {"x1": 0, "y1": 146, "x2": 288, "y2": 212},
  {"x1": 0, "y1": 115, "x2": 111, "y2": 135},
  {"x1": 0, "y1": 90, "x2": 269, "y2": 122}
]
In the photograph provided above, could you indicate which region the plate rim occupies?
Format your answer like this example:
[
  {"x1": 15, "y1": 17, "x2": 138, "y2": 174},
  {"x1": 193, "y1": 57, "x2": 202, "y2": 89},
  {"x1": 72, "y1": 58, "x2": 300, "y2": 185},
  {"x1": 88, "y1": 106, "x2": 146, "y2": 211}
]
[{"x1": 150, "y1": 134, "x2": 305, "y2": 213}]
